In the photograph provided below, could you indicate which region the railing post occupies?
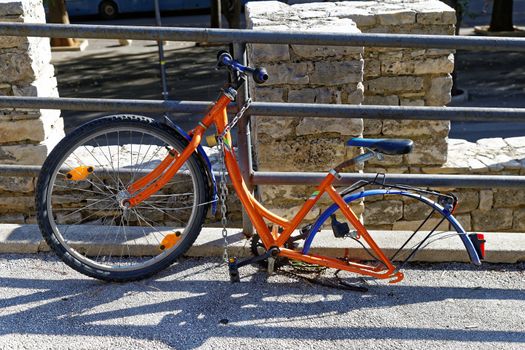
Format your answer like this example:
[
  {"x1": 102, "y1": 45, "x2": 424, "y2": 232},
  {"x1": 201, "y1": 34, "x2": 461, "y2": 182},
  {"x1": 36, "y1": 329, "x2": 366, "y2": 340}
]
[{"x1": 233, "y1": 42, "x2": 255, "y2": 236}]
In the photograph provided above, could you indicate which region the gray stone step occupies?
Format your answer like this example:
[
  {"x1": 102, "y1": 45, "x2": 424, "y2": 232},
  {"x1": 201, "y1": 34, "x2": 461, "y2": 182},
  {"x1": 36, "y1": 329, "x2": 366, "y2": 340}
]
[{"x1": 0, "y1": 224, "x2": 523, "y2": 264}]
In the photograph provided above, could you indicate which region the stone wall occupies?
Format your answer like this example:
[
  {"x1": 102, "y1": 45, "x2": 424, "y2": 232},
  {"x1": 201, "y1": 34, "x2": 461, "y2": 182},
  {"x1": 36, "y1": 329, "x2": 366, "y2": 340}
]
[
  {"x1": 246, "y1": 0, "x2": 456, "y2": 222},
  {"x1": 0, "y1": 0, "x2": 64, "y2": 223},
  {"x1": 246, "y1": 0, "x2": 525, "y2": 233},
  {"x1": 246, "y1": 1, "x2": 365, "y2": 220}
]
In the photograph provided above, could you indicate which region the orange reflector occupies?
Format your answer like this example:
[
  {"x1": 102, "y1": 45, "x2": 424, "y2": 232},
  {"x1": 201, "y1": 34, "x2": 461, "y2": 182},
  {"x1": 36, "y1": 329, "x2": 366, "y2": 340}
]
[
  {"x1": 159, "y1": 231, "x2": 182, "y2": 251},
  {"x1": 66, "y1": 165, "x2": 94, "y2": 181}
]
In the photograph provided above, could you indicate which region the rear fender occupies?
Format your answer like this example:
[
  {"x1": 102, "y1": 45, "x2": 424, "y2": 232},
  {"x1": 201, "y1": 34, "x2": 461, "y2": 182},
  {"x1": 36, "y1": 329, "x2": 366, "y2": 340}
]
[{"x1": 303, "y1": 189, "x2": 482, "y2": 265}]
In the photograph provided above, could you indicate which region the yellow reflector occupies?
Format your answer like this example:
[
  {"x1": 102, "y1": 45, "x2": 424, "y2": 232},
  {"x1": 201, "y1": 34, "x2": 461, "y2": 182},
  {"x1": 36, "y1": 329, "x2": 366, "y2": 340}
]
[
  {"x1": 159, "y1": 231, "x2": 182, "y2": 251},
  {"x1": 66, "y1": 165, "x2": 94, "y2": 181}
]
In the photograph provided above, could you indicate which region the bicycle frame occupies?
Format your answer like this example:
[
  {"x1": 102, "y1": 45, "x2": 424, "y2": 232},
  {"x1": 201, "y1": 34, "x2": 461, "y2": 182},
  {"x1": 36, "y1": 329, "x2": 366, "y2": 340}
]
[{"x1": 125, "y1": 92, "x2": 405, "y2": 283}]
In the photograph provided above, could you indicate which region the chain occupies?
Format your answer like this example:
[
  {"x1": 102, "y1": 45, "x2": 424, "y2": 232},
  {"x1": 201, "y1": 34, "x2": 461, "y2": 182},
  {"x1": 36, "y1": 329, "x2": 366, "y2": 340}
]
[
  {"x1": 218, "y1": 97, "x2": 252, "y2": 139},
  {"x1": 218, "y1": 138, "x2": 230, "y2": 262},
  {"x1": 216, "y1": 97, "x2": 252, "y2": 262}
]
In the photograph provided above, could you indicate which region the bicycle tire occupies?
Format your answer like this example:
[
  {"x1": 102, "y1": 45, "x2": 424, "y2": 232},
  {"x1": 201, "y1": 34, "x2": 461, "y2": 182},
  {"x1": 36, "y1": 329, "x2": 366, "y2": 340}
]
[{"x1": 36, "y1": 115, "x2": 209, "y2": 282}]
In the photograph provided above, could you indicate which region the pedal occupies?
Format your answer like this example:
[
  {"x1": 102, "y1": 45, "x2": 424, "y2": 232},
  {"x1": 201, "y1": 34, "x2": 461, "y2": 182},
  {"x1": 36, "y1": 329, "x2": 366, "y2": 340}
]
[
  {"x1": 228, "y1": 257, "x2": 240, "y2": 283},
  {"x1": 267, "y1": 257, "x2": 276, "y2": 275}
]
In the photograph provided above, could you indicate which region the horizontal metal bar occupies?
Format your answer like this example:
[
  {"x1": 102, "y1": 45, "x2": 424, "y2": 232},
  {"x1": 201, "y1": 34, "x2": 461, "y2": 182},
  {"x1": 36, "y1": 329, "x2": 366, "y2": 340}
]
[
  {"x1": 252, "y1": 171, "x2": 525, "y2": 188},
  {"x1": 0, "y1": 96, "x2": 235, "y2": 114},
  {"x1": 249, "y1": 103, "x2": 525, "y2": 122},
  {"x1": 0, "y1": 164, "x2": 232, "y2": 182},
  {"x1": 0, "y1": 23, "x2": 524, "y2": 51},
  {"x1": 2, "y1": 165, "x2": 522, "y2": 189},
  {"x1": 0, "y1": 164, "x2": 41, "y2": 177},
  {"x1": 2, "y1": 96, "x2": 525, "y2": 122}
]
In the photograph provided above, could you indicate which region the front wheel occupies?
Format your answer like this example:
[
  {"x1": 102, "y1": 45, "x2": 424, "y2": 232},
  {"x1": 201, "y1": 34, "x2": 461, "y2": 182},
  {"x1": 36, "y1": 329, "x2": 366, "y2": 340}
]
[{"x1": 36, "y1": 115, "x2": 209, "y2": 282}]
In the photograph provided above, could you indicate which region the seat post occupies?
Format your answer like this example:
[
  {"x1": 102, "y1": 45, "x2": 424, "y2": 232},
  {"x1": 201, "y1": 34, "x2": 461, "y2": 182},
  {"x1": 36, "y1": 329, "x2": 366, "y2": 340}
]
[{"x1": 334, "y1": 151, "x2": 377, "y2": 173}]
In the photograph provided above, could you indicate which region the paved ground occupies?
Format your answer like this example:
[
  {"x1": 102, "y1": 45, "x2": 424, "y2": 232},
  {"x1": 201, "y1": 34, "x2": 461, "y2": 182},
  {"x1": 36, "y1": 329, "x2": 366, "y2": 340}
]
[{"x1": 0, "y1": 254, "x2": 524, "y2": 349}]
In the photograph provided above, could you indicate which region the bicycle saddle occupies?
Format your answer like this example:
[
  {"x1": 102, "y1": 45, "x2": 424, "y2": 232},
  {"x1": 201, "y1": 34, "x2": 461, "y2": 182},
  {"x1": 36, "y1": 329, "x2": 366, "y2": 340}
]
[{"x1": 346, "y1": 138, "x2": 413, "y2": 155}]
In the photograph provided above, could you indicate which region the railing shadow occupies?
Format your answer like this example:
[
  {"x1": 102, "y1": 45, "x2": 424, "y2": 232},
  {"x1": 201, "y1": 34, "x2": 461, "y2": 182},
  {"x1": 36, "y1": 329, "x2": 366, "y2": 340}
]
[{"x1": 1, "y1": 256, "x2": 524, "y2": 348}]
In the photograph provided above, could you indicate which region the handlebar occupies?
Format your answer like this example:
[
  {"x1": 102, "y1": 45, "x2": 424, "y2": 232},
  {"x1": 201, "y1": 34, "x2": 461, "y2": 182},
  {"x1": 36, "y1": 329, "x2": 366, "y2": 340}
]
[{"x1": 217, "y1": 51, "x2": 269, "y2": 84}]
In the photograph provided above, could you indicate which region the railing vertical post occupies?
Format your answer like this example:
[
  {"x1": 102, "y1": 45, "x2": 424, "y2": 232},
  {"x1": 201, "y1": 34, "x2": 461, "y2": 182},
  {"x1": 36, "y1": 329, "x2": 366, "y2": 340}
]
[{"x1": 233, "y1": 43, "x2": 255, "y2": 236}]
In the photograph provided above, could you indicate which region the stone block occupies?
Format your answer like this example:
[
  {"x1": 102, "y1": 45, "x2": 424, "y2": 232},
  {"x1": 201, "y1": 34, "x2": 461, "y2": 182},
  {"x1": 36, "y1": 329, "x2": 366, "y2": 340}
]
[
  {"x1": 454, "y1": 213, "x2": 471, "y2": 231},
  {"x1": 478, "y1": 190, "x2": 493, "y2": 211},
  {"x1": 364, "y1": 59, "x2": 381, "y2": 78},
  {"x1": 364, "y1": 95, "x2": 399, "y2": 106},
  {"x1": 263, "y1": 62, "x2": 310, "y2": 85},
  {"x1": 245, "y1": 1, "x2": 289, "y2": 21},
  {"x1": 0, "y1": 114, "x2": 62, "y2": 143},
  {"x1": 452, "y1": 190, "x2": 480, "y2": 214},
  {"x1": 426, "y1": 75, "x2": 453, "y2": 106},
  {"x1": 309, "y1": 61, "x2": 364, "y2": 85},
  {"x1": 493, "y1": 188, "x2": 525, "y2": 208},
  {"x1": 404, "y1": 200, "x2": 438, "y2": 221},
  {"x1": 291, "y1": 21, "x2": 364, "y2": 59},
  {"x1": 513, "y1": 209, "x2": 525, "y2": 231},
  {"x1": 332, "y1": 8, "x2": 377, "y2": 27},
  {"x1": 376, "y1": 10, "x2": 416, "y2": 25},
  {"x1": 255, "y1": 116, "x2": 296, "y2": 139},
  {"x1": 416, "y1": 11, "x2": 443, "y2": 25},
  {"x1": 0, "y1": 196, "x2": 34, "y2": 212},
  {"x1": 363, "y1": 119, "x2": 383, "y2": 136},
  {"x1": 0, "y1": 176, "x2": 34, "y2": 193},
  {"x1": 295, "y1": 117, "x2": 362, "y2": 137},
  {"x1": 256, "y1": 135, "x2": 349, "y2": 171},
  {"x1": 400, "y1": 99, "x2": 425, "y2": 106},
  {"x1": 392, "y1": 218, "x2": 449, "y2": 231},
  {"x1": 248, "y1": 43, "x2": 290, "y2": 63},
  {"x1": 382, "y1": 120, "x2": 450, "y2": 137},
  {"x1": 0, "y1": 213, "x2": 25, "y2": 224},
  {"x1": 367, "y1": 76, "x2": 424, "y2": 94},
  {"x1": 345, "y1": 83, "x2": 364, "y2": 104},
  {"x1": 363, "y1": 200, "x2": 403, "y2": 225},
  {"x1": 471, "y1": 208, "x2": 513, "y2": 231},
  {"x1": 413, "y1": 55, "x2": 454, "y2": 75},
  {"x1": 251, "y1": 87, "x2": 285, "y2": 102},
  {"x1": 288, "y1": 87, "x2": 342, "y2": 104},
  {"x1": 0, "y1": 52, "x2": 35, "y2": 84},
  {"x1": 0, "y1": 142, "x2": 56, "y2": 165},
  {"x1": 406, "y1": 137, "x2": 448, "y2": 166}
]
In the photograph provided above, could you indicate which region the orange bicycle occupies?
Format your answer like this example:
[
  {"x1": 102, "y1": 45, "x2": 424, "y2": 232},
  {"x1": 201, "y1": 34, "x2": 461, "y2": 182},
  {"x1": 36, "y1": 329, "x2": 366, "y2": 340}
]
[{"x1": 36, "y1": 51, "x2": 484, "y2": 283}]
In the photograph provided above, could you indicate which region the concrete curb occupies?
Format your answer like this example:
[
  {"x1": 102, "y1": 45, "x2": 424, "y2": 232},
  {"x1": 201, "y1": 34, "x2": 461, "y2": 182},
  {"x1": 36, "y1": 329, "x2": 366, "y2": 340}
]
[{"x1": 0, "y1": 224, "x2": 523, "y2": 263}]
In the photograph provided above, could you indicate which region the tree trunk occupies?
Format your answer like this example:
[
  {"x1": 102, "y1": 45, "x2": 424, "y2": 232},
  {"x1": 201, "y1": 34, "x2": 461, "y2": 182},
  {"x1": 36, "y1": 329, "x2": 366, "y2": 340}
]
[
  {"x1": 211, "y1": 0, "x2": 222, "y2": 28},
  {"x1": 489, "y1": 0, "x2": 514, "y2": 32},
  {"x1": 48, "y1": 0, "x2": 78, "y2": 47},
  {"x1": 223, "y1": 0, "x2": 241, "y2": 29}
]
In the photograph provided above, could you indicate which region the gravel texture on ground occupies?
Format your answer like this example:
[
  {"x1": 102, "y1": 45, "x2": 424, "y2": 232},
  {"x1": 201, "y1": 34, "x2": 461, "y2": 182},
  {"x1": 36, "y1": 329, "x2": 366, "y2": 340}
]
[{"x1": 0, "y1": 254, "x2": 524, "y2": 349}]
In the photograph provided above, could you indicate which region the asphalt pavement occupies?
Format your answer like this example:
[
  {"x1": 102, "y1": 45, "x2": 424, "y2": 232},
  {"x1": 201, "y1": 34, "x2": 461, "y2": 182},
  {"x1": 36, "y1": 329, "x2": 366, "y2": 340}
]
[{"x1": 0, "y1": 254, "x2": 524, "y2": 349}]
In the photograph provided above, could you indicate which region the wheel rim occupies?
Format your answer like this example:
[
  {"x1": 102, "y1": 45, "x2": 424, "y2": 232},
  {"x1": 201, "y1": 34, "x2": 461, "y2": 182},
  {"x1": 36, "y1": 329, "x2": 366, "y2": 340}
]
[{"x1": 46, "y1": 124, "x2": 201, "y2": 273}]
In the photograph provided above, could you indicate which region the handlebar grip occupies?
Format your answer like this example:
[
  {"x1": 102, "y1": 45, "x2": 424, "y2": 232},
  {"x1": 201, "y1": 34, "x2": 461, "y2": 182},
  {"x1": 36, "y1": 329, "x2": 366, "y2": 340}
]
[{"x1": 252, "y1": 67, "x2": 269, "y2": 84}]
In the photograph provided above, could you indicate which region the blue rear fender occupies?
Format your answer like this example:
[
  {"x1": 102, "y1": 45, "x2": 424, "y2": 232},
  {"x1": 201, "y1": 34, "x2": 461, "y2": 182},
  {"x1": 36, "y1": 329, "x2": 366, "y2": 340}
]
[
  {"x1": 303, "y1": 189, "x2": 482, "y2": 265},
  {"x1": 163, "y1": 117, "x2": 218, "y2": 214}
]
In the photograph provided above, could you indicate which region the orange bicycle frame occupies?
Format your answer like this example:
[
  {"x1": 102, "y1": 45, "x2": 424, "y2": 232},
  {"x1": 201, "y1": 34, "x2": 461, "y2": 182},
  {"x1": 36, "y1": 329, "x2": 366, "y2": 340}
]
[{"x1": 126, "y1": 93, "x2": 404, "y2": 283}]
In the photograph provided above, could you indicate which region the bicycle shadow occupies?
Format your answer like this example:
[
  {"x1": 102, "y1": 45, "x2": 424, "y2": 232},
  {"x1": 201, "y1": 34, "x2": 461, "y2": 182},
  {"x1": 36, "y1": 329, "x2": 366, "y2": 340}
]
[{"x1": 0, "y1": 256, "x2": 524, "y2": 348}]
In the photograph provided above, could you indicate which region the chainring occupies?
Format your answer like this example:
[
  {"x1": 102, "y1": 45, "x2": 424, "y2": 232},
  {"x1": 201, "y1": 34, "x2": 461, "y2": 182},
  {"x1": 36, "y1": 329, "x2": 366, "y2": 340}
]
[{"x1": 250, "y1": 233, "x2": 289, "y2": 269}]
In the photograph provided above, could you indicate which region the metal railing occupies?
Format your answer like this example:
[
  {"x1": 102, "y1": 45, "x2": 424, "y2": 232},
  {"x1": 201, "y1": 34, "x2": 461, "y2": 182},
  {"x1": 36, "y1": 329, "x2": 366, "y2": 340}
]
[{"x1": 1, "y1": 22, "x2": 524, "y2": 191}]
